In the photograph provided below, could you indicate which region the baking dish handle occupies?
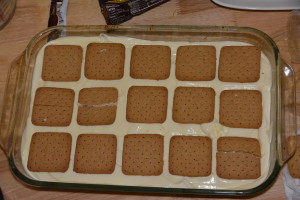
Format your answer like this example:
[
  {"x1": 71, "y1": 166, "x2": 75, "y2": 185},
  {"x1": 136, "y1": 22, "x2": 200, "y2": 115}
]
[
  {"x1": 278, "y1": 58, "x2": 297, "y2": 165},
  {"x1": 0, "y1": 53, "x2": 24, "y2": 155}
]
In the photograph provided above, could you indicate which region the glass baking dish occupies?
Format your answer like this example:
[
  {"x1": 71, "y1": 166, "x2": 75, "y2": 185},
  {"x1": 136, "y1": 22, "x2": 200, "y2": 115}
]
[{"x1": 0, "y1": 25, "x2": 297, "y2": 196}]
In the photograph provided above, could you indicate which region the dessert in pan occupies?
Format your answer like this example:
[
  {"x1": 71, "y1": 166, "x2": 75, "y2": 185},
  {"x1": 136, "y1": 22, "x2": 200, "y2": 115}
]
[{"x1": 21, "y1": 34, "x2": 272, "y2": 190}]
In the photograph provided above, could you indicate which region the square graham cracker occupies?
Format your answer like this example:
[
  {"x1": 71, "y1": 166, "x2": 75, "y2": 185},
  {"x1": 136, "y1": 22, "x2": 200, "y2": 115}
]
[
  {"x1": 77, "y1": 87, "x2": 118, "y2": 125},
  {"x1": 126, "y1": 86, "x2": 168, "y2": 123},
  {"x1": 74, "y1": 134, "x2": 117, "y2": 174},
  {"x1": 288, "y1": 135, "x2": 300, "y2": 178},
  {"x1": 27, "y1": 132, "x2": 72, "y2": 172},
  {"x1": 122, "y1": 134, "x2": 164, "y2": 176},
  {"x1": 32, "y1": 87, "x2": 75, "y2": 126},
  {"x1": 217, "y1": 137, "x2": 261, "y2": 179},
  {"x1": 84, "y1": 43, "x2": 125, "y2": 80},
  {"x1": 172, "y1": 87, "x2": 215, "y2": 124},
  {"x1": 219, "y1": 90, "x2": 262, "y2": 129},
  {"x1": 176, "y1": 45, "x2": 216, "y2": 81},
  {"x1": 42, "y1": 45, "x2": 83, "y2": 81},
  {"x1": 169, "y1": 136, "x2": 212, "y2": 177},
  {"x1": 130, "y1": 45, "x2": 171, "y2": 80},
  {"x1": 218, "y1": 46, "x2": 261, "y2": 83}
]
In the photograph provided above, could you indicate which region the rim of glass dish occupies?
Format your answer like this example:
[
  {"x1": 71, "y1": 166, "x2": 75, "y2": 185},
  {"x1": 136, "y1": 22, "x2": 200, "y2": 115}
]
[
  {"x1": 10, "y1": 156, "x2": 281, "y2": 195},
  {"x1": 24, "y1": 25, "x2": 280, "y2": 62},
  {"x1": 12, "y1": 25, "x2": 281, "y2": 196}
]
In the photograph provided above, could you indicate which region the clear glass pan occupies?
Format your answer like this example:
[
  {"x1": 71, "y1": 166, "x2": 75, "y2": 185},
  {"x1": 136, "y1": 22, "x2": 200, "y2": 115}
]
[{"x1": 0, "y1": 25, "x2": 297, "y2": 196}]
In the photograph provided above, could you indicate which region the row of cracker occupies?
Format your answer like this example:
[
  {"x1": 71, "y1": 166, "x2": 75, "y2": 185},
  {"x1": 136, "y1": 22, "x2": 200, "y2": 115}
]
[
  {"x1": 32, "y1": 87, "x2": 262, "y2": 129},
  {"x1": 28, "y1": 132, "x2": 261, "y2": 179},
  {"x1": 43, "y1": 44, "x2": 260, "y2": 82}
]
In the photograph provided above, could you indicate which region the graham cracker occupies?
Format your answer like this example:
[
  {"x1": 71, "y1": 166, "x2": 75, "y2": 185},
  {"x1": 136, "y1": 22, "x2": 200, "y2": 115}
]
[
  {"x1": 126, "y1": 86, "x2": 168, "y2": 123},
  {"x1": 74, "y1": 134, "x2": 117, "y2": 174},
  {"x1": 78, "y1": 87, "x2": 118, "y2": 105},
  {"x1": 218, "y1": 137, "x2": 260, "y2": 156},
  {"x1": 130, "y1": 45, "x2": 171, "y2": 80},
  {"x1": 32, "y1": 87, "x2": 74, "y2": 126},
  {"x1": 33, "y1": 87, "x2": 75, "y2": 106},
  {"x1": 77, "y1": 87, "x2": 118, "y2": 125},
  {"x1": 42, "y1": 45, "x2": 83, "y2": 81},
  {"x1": 122, "y1": 134, "x2": 164, "y2": 176},
  {"x1": 219, "y1": 90, "x2": 262, "y2": 129},
  {"x1": 27, "y1": 132, "x2": 72, "y2": 172},
  {"x1": 172, "y1": 87, "x2": 215, "y2": 124},
  {"x1": 218, "y1": 46, "x2": 261, "y2": 83},
  {"x1": 217, "y1": 137, "x2": 261, "y2": 179},
  {"x1": 176, "y1": 45, "x2": 216, "y2": 81},
  {"x1": 288, "y1": 135, "x2": 300, "y2": 178},
  {"x1": 32, "y1": 106, "x2": 74, "y2": 127},
  {"x1": 169, "y1": 136, "x2": 212, "y2": 177},
  {"x1": 85, "y1": 43, "x2": 125, "y2": 80}
]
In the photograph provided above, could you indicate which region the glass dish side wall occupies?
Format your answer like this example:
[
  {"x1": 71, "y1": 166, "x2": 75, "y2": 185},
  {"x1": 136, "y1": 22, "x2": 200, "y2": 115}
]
[{"x1": 0, "y1": 25, "x2": 295, "y2": 195}]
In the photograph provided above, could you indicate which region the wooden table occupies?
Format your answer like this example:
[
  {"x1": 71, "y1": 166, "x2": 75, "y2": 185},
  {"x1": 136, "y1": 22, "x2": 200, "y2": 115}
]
[{"x1": 0, "y1": 0, "x2": 298, "y2": 199}]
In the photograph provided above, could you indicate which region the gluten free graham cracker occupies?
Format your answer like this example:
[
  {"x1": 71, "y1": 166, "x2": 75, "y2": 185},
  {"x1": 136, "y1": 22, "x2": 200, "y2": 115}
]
[
  {"x1": 218, "y1": 46, "x2": 261, "y2": 83},
  {"x1": 122, "y1": 134, "x2": 164, "y2": 176},
  {"x1": 85, "y1": 43, "x2": 125, "y2": 80},
  {"x1": 173, "y1": 87, "x2": 215, "y2": 124},
  {"x1": 169, "y1": 136, "x2": 212, "y2": 177},
  {"x1": 27, "y1": 132, "x2": 72, "y2": 172},
  {"x1": 77, "y1": 87, "x2": 118, "y2": 125},
  {"x1": 126, "y1": 86, "x2": 168, "y2": 123},
  {"x1": 217, "y1": 137, "x2": 261, "y2": 179},
  {"x1": 288, "y1": 135, "x2": 300, "y2": 178},
  {"x1": 74, "y1": 134, "x2": 117, "y2": 174},
  {"x1": 176, "y1": 45, "x2": 216, "y2": 81},
  {"x1": 32, "y1": 87, "x2": 75, "y2": 126},
  {"x1": 219, "y1": 90, "x2": 262, "y2": 129},
  {"x1": 130, "y1": 45, "x2": 171, "y2": 80},
  {"x1": 42, "y1": 45, "x2": 83, "y2": 81}
]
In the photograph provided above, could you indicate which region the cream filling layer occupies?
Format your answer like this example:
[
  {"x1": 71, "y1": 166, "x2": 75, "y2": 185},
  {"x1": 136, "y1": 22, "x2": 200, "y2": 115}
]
[{"x1": 21, "y1": 34, "x2": 272, "y2": 190}]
